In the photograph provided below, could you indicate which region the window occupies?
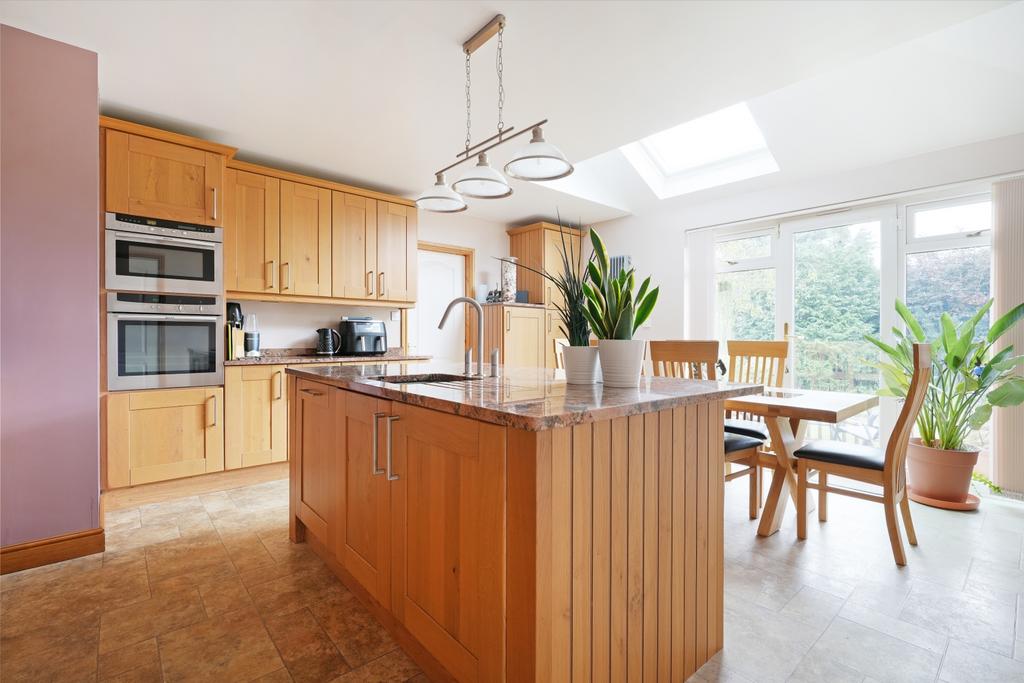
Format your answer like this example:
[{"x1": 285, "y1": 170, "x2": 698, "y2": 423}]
[
  {"x1": 621, "y1": 103, "x2": 779, "y2": 199},
  {"x1": 907, "y1": 196, "x2": 990, "y2": 240},
  {"x1": 714, "y1": 231, "x2": 776, "y2": 347}
]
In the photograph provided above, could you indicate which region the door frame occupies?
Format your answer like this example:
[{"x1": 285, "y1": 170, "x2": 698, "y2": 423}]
[{"x1": 404, "y1": 241, "x2": 475, "y2": 351}]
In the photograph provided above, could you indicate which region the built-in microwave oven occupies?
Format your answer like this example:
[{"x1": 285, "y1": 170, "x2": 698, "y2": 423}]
[
  {"x1": 106, "y1": 292, "x2": 223, "y2": 391},
  {"x1": 105, "y1": 212, "x2": 222, "y2": 296}
]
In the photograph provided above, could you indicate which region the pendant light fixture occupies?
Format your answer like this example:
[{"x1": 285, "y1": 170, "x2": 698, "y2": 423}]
[
  {"x1": 414, "y1": 14, "x2": 574, "y2": 213},
  {"x1": 415, "y1": 172, "x2": 467, "y2": 213}
]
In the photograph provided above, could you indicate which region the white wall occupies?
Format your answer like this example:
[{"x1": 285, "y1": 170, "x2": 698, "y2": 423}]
[
  {"x1": 418, "y1": 210, "x2": 509, "y2": 297},
  {"x1": 593, "y1": 133, "x2": 1024, "y2": 340}
]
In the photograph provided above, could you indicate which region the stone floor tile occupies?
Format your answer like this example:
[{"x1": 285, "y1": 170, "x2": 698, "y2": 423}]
[
  {"x1": 938, "y1": 638, "x2": 1024, "y2": 682},
  {"x1": 717, "y1": 596, "x2": 824, "y2": 681},
  {"x1": 98, "y1": 586, "x2": 205, "y2": 653},
  {"x1": 157, "y1": 606, "x2": 284, "y2": 682},
  {"x1": 806, "y1": 617, "x2": 942, "y2": 682},
  {"x1": 247, "y1": 563, "x2": 345, "y2": 616},
  {"x1": 104, "y1": 521, "x2": 180, "y2": 553},
  {"x1": 844, "y1": 579, "x2": 912, "y2": 618},
  {"x1": 838, "y1": 601, "x2": 948, "y2": 655},
  {"x1": 264, "y1": 607, "x2": 351, "y2": 683},
  {"x1": 779, "y1": 585, "x2": 845, "y2": 630},
  {"x1": 689, "y1": 653, "x2": 753, "y2": 682},
  {"x1": 1, "y1": 625, "x2": 99, "y2": 682},
  {"x1": 311, "y1": 590, "x2": 399, "y2": 669},
  {"x1": 899, "y1": 580, "x2": 1017, "y2": 657},
  {"x1": 222, "y1": 532, "x2": 278, "y2": 574},
  {"x1": 967, "y1": 556, "x2": 1024, "y2": 594},
  {"x1": 144, "y1": 531, "x2": 231, "y2": 585},
  {"x1": 786, "y1": 649, "x2": 865, "y2": 683},
  {"x1": 98, "y1": 637, "x2": 159, "y2": 680},
  {"x1": 254, "y1": 669, "x2": 295, "y2": 682},
  {"x1": 199, "y1": 490, "x2": 239, "y2": 517},
  {"x1": 329, "y1": 649, "x2": 420, "y2": 683}
]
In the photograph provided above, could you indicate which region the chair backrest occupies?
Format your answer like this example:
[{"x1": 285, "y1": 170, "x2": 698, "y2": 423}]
[
  {"x1": 553, "y1": 338, "x2": 569, "y2": 369},
  {"x1": 649, "y1": 340, "x2": 719, "y2": 380},
  {"x1": 885, "y1": 343, "x2": 932, "y2": 490},
  {"x1": 726, "y1": 340, "x2": 788, "y2": 387}
]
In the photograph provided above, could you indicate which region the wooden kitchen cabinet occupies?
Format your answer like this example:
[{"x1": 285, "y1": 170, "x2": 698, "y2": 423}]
[
  {"x1": 331, "y1": 192, "x2": 378, "y2": 299},
  {"x1": 105, "y1": 129, "x2": 225, "y2": 226},
  {"x1": 469, "y1": 304, "x2": 547, "y2": 370},
  {"x1": 224, "y1": 365, "x2": 287, "y2": 469},
  {"x1": 224, "y1": 170, "x2": 280, "y2": 293},
  {"x1": 389, "y1": 402, "x2": 506, "y2": 682},
  {"x1": 335, "y1": 390, "x2": 392, "y2": 607},
  {"x1": 508, "y1": 222, "x2": 583, "y2": 308},
  {"x1": 280, "y1": 180, "x2": 332, "y2": 297},
  {"x1": 292, "y1": 378, "x2": 335, "y2": 544},
  {"x1": 106, "y1": 387, "x2": 224, "y2": 488},
  {"x1": 376, "y1": 202, "x2": 418, "y2": 303}
]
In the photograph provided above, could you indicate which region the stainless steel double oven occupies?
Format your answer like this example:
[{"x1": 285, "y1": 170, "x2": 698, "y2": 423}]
[{"x1": 105, "y1": 212, "x2": 224, "y2": 390}]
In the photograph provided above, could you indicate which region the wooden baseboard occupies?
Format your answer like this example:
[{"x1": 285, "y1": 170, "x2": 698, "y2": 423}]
[{"x1": 0, "y1": 527, "x2": 105, "y2": 575}]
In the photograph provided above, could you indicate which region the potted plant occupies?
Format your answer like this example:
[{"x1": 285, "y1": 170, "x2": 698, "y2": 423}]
[
  {"x1": 866, "y1": 299, "x2": 1024, "y2": 509},
  {"x1": 497, "y1": 219, "x2": 599, "y2": 384},
  {"x1": 582, "y1": 229, "x2": 659, "y2": 388}
]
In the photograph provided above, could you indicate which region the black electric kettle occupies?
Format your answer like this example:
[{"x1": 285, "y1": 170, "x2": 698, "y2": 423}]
[{"x1": 316, "y1": 328, "x2": 341, "y2": 355}]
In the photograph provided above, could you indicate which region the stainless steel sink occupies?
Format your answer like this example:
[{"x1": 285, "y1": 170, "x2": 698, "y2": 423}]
[{"x1": 371, "y1": 373, "x2": 481, "y2": 384}]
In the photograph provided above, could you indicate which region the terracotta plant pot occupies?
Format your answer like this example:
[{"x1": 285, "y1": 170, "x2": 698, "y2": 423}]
[
  {"x1": 562, "y1": 345, "x2": 600, "y2": 385},
  {"x1": 906, "y1": 438, "x2": 979, "y2": 509},
  {"x1": 597, "y1": 339, "x2": 645, "y2": 388}
]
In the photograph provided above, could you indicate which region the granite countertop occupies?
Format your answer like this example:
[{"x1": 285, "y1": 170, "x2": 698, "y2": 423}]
[
  {"x1": 286, "y1": 361, "x2": 762, "y2": 431},
  {"x1": 226, "y1": 348, "x2": 431, "y2": 366},
  {"x1": 481, "y1": 301, "x2": 546, "y2": 308}
]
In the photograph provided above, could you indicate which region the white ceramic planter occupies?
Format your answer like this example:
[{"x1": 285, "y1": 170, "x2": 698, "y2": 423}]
[
  {"x1": 562, "y1": 345, "x2": 600, "y2": 385},
  {"x1": 598, "y1": 339, "x2": 645, "y2": 388}
]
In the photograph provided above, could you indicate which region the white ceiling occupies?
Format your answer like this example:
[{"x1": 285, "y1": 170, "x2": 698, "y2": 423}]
[{"x1": 0, "y1": 0, "x2": 1014, "y2": 225}]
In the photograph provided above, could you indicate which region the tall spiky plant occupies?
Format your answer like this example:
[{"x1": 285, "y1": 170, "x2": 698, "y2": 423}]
[
  {"x1": 496, "y1": 216, "x2": 592, "y2": 346},
  {"x1": 581, "y1": 229, "x2": 659, "y2": 340}
]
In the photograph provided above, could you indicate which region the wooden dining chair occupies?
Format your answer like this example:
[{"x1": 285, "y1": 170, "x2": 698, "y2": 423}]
[
  {"x1": 650, "y1": 340, "x2": 765, "y2": 518},
  {"x1": 553, "y1": 338, "x2": 569, "y2": 369},
  {"x1": 795, "y1": 343, "x2": 931, "y2": 566},
  {"x1": 649, "y1": 340, "x2": 719, "y2": 379}
]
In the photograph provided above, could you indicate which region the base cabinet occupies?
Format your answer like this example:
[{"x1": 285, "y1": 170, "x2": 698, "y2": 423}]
[
  {"x1": 470, "y1": 304, "x2": 546, "y2": 370},
  {"x1": 225, "y1": 365, "x2": 287, "y2": 469},
  {"x1": 106, "y1": 387, "x2": 224, "y2": 488}
]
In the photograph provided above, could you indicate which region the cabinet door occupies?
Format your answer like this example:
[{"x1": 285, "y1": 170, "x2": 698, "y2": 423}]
[
  {"x1": 225, "y1": 365, "x2": 286, "y2": 470},
  {"x1": 544, "y1": 309, "x2": 562, "y2": 369},
  {"x1": 225, "y1": 170, "x2": 280, "y2": 293},
  {"x1": 293, "y1": 379, "x2": 334, "y2": 543},
  {"x1": 336, "y1": 390, "x2": 391, "y2": 606},
  {"x1": 376, "y1": 202, "x2": 417, "y2": 302},
  {"x1": 331, "y1": 193, "x2": 378, "y2": 299},
  {"x1": 105, "y1": 130, "x2": 224, "y2": 226},
  {"x1": 106, "y1": 387, "x2": 224, "y2": 487},
  {"x1": 280, "y1": 181, "x2": 332, "y2": 297},
  {"x1": 542, "y1": 229, "x2": 581, "y2": 309},
  {"x1": 503, "y1": 306, "x2": 545, "y2": 369},
  {"x1": 390, "y1": 403, "x2": 505, "y2": 683}
]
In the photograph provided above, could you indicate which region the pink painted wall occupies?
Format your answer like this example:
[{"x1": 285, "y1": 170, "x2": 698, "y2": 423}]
[{"x1": 1, "y1": 25, "x2": 99, "y2": 546}]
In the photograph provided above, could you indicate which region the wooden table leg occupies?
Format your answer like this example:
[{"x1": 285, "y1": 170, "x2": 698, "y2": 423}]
[{"x1": 757, "y1": 417, "x2": 807, "y2": 537}]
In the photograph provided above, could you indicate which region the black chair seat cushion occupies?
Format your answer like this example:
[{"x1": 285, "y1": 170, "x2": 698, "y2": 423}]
[
  {"x1": 794, "y1": 440, "x2": 885, "y2": 471},
  {"x1": 725, "y1": 418, "x2": 770, "y2": 441},
  {"x1": 724, "y1": 432, "x2": 764, "y2": 454}
]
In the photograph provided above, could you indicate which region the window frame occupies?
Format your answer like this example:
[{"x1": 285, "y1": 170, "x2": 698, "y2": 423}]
[
  {"x1": 903, "y1": 193, "x2": 992, "y2": 251},
  {"x1": 713, "y1": 226, "x2": 779, "y2": 274}
]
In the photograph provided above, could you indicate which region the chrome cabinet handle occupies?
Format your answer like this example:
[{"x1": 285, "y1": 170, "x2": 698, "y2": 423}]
[
  {"x1": 211, "y1": 187, "x2": 218, "y2": 221},
  {"x1": 208, "y1": 395, "x2": 218, "y2": 427},
  {"x1": 274, "y1": 371, "x2": 283, "y2": 400},
  {"x1": 506, "y1": 310, "x2": 511, "y2": 331},
  {"x1": 282, "y1": 262, "x2": 292, "y2": 290},
  {"x1": 385, "y1": 415, "x2": 400, "y2": 481},
  {"x1": 300, "y1": 388, "x2": 323, "y2": 397},
  {"x1": 378, "y1": 272, "x2": 385, "y2": 298},
  {"x1": 371, "y1": 412, "x2": 387, "y2": 476},
  {"x1": 367, "y1": 270, "x2": 375, "y2": 296},
  {"x1": 267, "y1": 260, "x2": 278, "y2": 289}
]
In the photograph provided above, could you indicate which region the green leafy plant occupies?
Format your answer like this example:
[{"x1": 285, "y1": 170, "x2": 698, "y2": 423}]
[
  {"x1": 865, "y1": 298, "x2": 1024, "y2": 451},
  {"x1": 971, "y1": 471, "x2": 1002, "y2": 494},
  {"x1": 581, "y1": 228, "x2": 659, "y2": 340},
  {"x1": 496, "y1": 217, "x2": 592, "y2": 346}
]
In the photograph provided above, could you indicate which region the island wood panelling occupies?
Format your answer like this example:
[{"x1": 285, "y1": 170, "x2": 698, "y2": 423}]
[{"x1": 507, "y1": 403, "x2": 725, "y2": 682}]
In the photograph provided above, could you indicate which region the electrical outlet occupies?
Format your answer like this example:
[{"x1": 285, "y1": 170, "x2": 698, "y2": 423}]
[{"x1": 390, "y1": 310, "x2": 401, "y2": 321}]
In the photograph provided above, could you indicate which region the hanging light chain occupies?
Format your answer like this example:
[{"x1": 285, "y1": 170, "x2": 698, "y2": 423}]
[
  {"x1": 496, "y1": 25, "x2": 505, "y2": 134},
  {"x1": 464, "y1": 51, "x2": 472, "y2": 152}
]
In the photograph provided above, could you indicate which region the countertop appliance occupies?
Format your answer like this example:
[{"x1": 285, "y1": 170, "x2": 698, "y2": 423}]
[
  {"x1": 105, "y1": 212, "x2": 223, "y2": 296},
  {"x1": 338, "y1": 317, "x2": 387, "y2": 356},
  {"x1": 316, "y1": 328, "x2": 342, "y2": 355},
  {"x1": 106, "y1": 292, "x2": 224, "y2": 391}
]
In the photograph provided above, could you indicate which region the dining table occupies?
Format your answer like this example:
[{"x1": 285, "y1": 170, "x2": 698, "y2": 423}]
[{"x1": 725, "y1": 387, "x2": 880, "y2": 537}]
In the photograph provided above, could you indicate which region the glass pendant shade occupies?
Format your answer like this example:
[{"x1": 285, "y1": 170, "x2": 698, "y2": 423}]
[
  {"x1": 504, "y1": 126, "x2": 574, "y2": 181},
  {"x1": 415, "y1": 172, "x2": 467, "y2": 213},
  {"x1": 452, "y1": 153, "x2": 513, "y2": 199}
]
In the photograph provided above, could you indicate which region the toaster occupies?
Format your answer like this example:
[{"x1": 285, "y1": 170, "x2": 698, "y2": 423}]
[{"x1": 338, "y1": 317, "x2": 387, "y2": 356}]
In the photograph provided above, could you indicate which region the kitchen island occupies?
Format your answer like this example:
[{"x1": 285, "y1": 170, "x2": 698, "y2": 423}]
[{"x1": 287, "y1": 361, "x2": 760, "y2": 682}]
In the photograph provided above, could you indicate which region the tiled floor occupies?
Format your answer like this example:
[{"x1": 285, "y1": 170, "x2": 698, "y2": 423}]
[
  {"x1": 2, "y1": 472, "x2": 1022, "y2": 682},
  {"x1": 0, "y1": 476, "x2": 425, "y2": 683}
]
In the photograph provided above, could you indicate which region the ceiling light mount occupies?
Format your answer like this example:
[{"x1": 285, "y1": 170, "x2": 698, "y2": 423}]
[{"x1": 415, "y1": 13, "x2": 574, "y2": 212}]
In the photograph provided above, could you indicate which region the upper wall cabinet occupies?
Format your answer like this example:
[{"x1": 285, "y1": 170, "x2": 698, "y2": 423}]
[
  {"x1": 376, "y1": 202, "x2": 418, "y2": 303},
  {"x1": 105, "y1": 130, "x2": 226, "y2": 226},
  {"x1": 331, "y1": 192, "x2": 378, "y2": 299},
  {"x1": 280, "y1": 180, "x2": 332, "y2": 297},
  {"x1": 225, "y1": 169, "x2": 280, "y2": 293},
  {"x1": 508, "y1": 222, "x2": 583, "y2": 307}
]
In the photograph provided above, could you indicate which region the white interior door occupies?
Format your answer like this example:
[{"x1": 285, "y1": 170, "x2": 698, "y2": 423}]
[{"x1": 407, "y1": 249, "x2": 466, "y2": 362}]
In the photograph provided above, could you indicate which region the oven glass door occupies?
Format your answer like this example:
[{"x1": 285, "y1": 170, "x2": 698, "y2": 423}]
[
  {"x1": 106, "y1": 231, "x2": 222, "y2": 295},
  {"x1": 109, "y1": 314, "x2": 223, "y2": 390}
]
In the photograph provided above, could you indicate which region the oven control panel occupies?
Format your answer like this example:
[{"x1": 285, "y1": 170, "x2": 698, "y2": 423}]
[{"x1": 105, "y1": 212, "x2": 223, "y2": 243}]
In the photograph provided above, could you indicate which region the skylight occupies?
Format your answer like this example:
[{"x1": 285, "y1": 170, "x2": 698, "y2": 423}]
[{"x1": 620, "y1": 103, "x2": 779, "y2": 199}]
